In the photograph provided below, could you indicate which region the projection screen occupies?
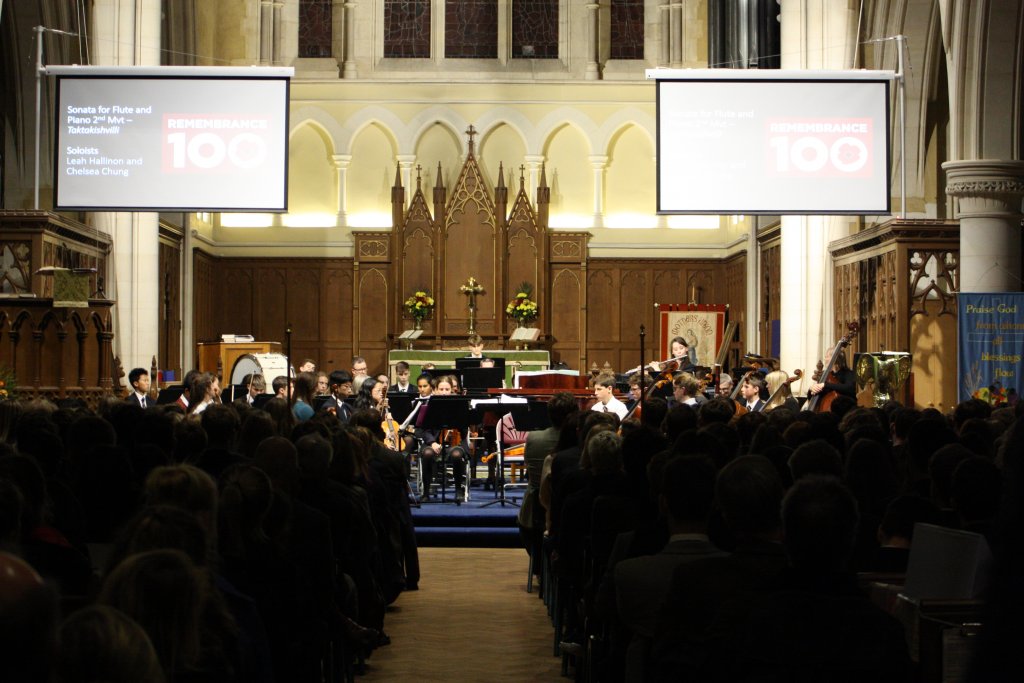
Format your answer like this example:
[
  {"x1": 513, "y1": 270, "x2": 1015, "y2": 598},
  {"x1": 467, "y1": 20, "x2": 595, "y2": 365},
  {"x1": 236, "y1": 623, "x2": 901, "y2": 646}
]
[
  {"x1": 51, "y1": 66, "x2": 292, "y2": 212},
  {"x1": 650, "y1": 70, "x2": 894, "y2": 215}
]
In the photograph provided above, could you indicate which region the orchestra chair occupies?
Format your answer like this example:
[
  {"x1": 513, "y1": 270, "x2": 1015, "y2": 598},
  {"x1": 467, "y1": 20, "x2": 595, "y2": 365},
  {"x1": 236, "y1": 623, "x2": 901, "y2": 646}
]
[{"x1": 498, "y1": 413, "x2": 529, "y2": 485}]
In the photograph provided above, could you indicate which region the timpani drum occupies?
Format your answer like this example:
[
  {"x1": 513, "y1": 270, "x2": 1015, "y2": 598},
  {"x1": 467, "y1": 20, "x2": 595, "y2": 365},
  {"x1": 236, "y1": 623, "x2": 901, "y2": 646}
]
[{"x1": 230, "y1": 353, "x2": 293, "y2": 392}]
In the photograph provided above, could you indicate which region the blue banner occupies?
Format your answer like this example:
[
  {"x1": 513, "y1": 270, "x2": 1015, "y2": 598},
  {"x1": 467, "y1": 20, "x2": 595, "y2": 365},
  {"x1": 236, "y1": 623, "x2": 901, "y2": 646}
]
[{"x1": 958, "y1": 293, "x2": 1024, "y2": 406}]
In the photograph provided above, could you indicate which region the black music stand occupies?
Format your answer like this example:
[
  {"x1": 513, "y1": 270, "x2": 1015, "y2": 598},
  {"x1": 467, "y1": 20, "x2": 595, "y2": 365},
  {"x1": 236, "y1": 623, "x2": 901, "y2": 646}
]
[
  {"x1": 456, "y1": 356, "x2": 506, "y2": 371},
  {"x1": 478, "y1": 400, "x2": 551, "y2": 508},
  {"x1": 156, "y1": 386, "x2": 186, "y2": 405},
  {"x1": 459, "y1": 367, "x2": 504, "y2": 393},
  {"x1": 419, "y1": 396, "x2": 472, "y2": 505}
]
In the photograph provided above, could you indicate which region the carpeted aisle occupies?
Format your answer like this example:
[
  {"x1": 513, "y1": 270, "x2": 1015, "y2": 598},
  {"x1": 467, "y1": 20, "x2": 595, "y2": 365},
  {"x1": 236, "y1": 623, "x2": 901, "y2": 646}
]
[{"x1": 360, "y1": 547, "x2": 563, "y2": 682}]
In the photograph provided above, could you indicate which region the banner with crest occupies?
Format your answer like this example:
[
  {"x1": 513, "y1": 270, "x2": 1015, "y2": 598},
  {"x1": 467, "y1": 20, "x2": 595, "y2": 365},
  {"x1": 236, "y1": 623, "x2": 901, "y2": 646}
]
[
  {"x1": 958, "y1": 293, "x2": 1024, "y2": 405},
  {"x1": 659, "y1": 304, "x2": 727, "y2": 369}
]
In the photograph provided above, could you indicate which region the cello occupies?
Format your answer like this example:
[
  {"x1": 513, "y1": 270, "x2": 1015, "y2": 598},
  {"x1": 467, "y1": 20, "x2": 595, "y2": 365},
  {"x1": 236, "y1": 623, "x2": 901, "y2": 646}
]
[{"x1": 803, "y1": 322, "x2": 859, "y2": 413}]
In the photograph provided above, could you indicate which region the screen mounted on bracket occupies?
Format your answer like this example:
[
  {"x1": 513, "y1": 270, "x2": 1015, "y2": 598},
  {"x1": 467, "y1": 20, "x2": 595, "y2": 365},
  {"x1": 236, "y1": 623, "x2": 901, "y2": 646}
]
[
  {"x1": 51, "y1": 66, "x2": 292, "y2": 212},
  {"x1": 649, "y1": 69, "x2": 895, "y2": 215}
]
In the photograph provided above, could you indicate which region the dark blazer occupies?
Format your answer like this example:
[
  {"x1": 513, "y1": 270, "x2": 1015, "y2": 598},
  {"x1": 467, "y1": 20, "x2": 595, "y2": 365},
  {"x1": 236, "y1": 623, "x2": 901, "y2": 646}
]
[{"x1": 126, "y1": 393, "x2": 153, "y2": 409}]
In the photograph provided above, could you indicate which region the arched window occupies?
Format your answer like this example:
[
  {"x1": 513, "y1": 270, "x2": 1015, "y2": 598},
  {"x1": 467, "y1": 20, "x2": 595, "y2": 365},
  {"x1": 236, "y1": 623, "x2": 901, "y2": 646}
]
[
  {"x1": 512, "y1": 0, "x2": 558, "y2": 59},
  {"x1": 385, "y1": 0, "x2": 431, "y2": 58},
  {"x1": 299, "y1": 0, "x2": 332, "y2": 58},
  {"x1": 445, "y1": 0, "x2": 498, "y2": 58},
  {"x1": 610, "y1": 0, "x2": 644, "y2": 60}
]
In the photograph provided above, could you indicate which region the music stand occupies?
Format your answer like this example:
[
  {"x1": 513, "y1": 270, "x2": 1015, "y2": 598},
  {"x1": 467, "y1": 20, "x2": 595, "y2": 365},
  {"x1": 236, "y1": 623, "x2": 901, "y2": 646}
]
[
  {"x1": 253, "y1": 393, "x2": 276, "y2": 410},
  {"x1": 460, "y1": 367, "x2": 504, "y2": 393},
  {"x1": 156, "y1": 385, "x2": 186, "y2": 405},
  {"x1": 419, "y1": 396, "x2": 473, "y2": 505},
  {"x1": 384, "y1": 392, "x2": 416, "y2": 424},
  {"x1": 477, "y1": 399, "x2": 551, "y2": 508},
  {"x1": 456, "y1": 356, "x2": 506, "y2": 371}
]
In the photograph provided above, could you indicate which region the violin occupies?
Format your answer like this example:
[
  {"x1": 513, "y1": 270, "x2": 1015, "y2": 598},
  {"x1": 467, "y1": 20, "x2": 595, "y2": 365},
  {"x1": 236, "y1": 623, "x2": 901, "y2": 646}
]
[
  {"x1": 727, "y1": 369, "x2": 756, "y2": 417},
  {"x1": 440, "y1": 428, "x2": 462, "y2": 448},
  {"x1": 763, "y1": 369, "x2": 803, "y2": 411},
  {"x1": 379, "y1": 398, "x2": 406, "y2": 451},
  {"x1": 804, "y1": 322, "x2": 859, "y2": 413}
]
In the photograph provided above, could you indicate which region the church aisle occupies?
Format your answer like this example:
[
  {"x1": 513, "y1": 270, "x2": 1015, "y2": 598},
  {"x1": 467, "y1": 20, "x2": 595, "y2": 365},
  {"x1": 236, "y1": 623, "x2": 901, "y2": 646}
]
[{"x1": 361, "y1": 547, "x2": 563, "y2": 681}]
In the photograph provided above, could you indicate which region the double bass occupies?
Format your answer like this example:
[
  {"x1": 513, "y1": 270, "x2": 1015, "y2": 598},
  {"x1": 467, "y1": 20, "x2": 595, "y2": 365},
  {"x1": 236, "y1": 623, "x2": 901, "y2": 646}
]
[{"x1": 803, "y1": 322, "x2": 859, "y2": 413}]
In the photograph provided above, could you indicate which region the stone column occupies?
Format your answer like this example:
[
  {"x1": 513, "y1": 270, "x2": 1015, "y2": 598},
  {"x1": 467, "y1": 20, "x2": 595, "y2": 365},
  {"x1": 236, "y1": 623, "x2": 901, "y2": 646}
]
[
  {"x1": 524, "y1": 155, "x2": 545, "y2": 202},
  {"x1": 659, "y1": 4, "x2": 671, "y2": 67},
  {"x1": 586, "y1": 3, "x2": 601, "y2": 80},
  {"x1": 331, "y1": 154, "x2": 352, "y2": 226},
  {"x1": 588, "y1": 155, "x2": 608, "y2": 228},
  {"x1": 396, "y1": 154, "x2": 416, "y2": 196},
  {"x1": 90, "y1": 0, "x2": 162, "y2": 383},
  {"x1": 944, "y1": 160, "x2": 1024, "y2": 292},
  {"x1": 670, "y1": 1, "x2": 683, "y2": 68},
  {"x1": 778, "y1": 0, "x2": 859, "y2": 390},
  {"x1": 342, "y1": 2, "x2": 358, "y2": 78}
]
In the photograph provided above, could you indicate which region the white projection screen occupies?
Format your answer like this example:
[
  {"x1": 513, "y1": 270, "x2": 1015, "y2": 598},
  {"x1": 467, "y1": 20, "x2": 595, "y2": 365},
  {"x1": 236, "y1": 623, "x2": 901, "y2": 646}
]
[
  {"x1": 652, "y1": 70, "x2": 894, "y2": 215},
  {"x1": 51, "y1": 66, "x2": 292, "y2": 212}
]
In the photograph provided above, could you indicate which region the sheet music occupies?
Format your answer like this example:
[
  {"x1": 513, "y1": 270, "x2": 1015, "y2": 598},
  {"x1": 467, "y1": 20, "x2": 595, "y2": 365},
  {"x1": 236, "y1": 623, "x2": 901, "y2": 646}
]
[
  {"x1": 400, "y1": 400, "x2": 423, "y2": 430},
  {"x1": 470, "y1": 395, "x2": 528, "y2": 408}
]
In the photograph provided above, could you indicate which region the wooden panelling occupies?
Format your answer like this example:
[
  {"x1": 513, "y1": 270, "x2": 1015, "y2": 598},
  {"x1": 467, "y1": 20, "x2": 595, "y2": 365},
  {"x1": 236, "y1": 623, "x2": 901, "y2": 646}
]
[
  {"x1": 157, "y1": 230, "x2": 183, "y2": 378},
  {"x1": 831, "y1": 220, "x2": 960, "y2": 409},
  {"x1": 549, "y1": 267, "x2": 582, "y2": 367},
  {"x1": 192, "y1": 254, "x2": 356, "y2": 374},
  {"x1": 584, "y1": 259, "x2": 741, "y2": 373}
]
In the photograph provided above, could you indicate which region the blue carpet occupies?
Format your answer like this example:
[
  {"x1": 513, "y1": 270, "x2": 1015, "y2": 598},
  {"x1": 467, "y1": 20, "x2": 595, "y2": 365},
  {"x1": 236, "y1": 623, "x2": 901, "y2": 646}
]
[{"x1": 412, "y1": 489, "x2": 525, "y2": 548}]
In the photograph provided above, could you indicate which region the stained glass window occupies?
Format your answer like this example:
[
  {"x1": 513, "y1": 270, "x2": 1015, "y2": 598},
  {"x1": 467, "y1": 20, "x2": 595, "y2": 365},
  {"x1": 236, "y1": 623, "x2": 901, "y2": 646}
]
[
  {"x1": 445, "y1": 1, "x2": 498, "y2": 59},
  {"x1": 610, "y1": 0, "x2": 644, "y2": 60},
  {"x1": 298, "y1": 0, "x2": 332, "y2": 59},
  {"x1": 384, "y1": 0, "x2": 432, "y2": 58},
  {"x1": 512, "y1": 0, "x2": 558, "y2": 59}
]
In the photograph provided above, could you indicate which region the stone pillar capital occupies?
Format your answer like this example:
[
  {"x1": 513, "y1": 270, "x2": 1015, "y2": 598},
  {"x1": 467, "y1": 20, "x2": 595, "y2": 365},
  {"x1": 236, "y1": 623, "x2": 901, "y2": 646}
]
[
  {"x1": 943, "y1": 159, "x2": 1024, "y2": 218},
  {"x1": 330, "y1": 154, "x2": 353, "y2": 169}
]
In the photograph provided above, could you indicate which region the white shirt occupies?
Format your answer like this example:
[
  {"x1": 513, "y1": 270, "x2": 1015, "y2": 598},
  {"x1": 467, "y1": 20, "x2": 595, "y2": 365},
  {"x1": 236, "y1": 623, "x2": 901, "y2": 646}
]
[{"x1": 591, "y1": 395, "x2": 628, "y2": 420}]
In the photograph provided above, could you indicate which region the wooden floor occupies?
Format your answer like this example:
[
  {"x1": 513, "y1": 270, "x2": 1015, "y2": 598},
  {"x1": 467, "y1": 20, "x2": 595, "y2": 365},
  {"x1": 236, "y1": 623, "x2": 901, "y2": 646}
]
[{"x1": 360, "y1": 547, "x2": 564, "y2": 682}]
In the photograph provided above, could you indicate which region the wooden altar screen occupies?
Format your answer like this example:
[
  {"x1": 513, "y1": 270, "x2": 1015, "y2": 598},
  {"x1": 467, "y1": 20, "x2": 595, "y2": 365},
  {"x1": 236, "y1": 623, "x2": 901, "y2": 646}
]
[{"x1": 385, "y1": 130, "x2": 551, "y2": 347}]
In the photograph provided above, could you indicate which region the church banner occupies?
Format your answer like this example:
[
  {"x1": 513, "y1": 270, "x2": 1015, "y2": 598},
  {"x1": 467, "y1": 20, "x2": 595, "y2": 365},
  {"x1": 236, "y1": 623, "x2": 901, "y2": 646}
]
[
  {"x1": 659, "y1": 304, "x2": 727, "y2": 368},
  {"x1": 958, "y1": 293, "x2": 1024, "y2": 405}
]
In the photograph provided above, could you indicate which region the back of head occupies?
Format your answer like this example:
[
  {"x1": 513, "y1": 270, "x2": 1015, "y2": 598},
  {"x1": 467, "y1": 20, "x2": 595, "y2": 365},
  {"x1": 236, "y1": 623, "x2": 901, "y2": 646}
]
[
  {"x1": 788, "y1": 439, "x2": 843, "y2": 481},
  {"x1": 928, "y1": 443, "x2": 974, "y2": 507},
  {"x1": 662, "y1": 455, "x2": 717, "y2": 526},
  {"x1": 639, "y1": 396, "x2": 668, "y2": 431},
  {"x1": 782, "y1": 476, "x2": 859, "y2": 572},
  {"x1": 238, "y1": 410, "x2": 275, "y2": 459},
  {"x1": 99, "y1": 549, "x2": 204, "y2": 675},
  {"x1": 108, "y1": 505, "x2": 210, "y2": 574},
  {"x1": 950, "y1": 456, "x2": 1002, "y2": 524},
  {"x1": 57, "y1": 605, "x2": 166, "y2": 683},
  {"x1": 907, "y1": 417, "x2": 957, "y2": 476},
  {"x1": 547, "y1": 392, "x2": 579, "y2": 431},
  {"x1": 953, "y1": 398, "x2": 993, "y2": 432},
  {"x1": 716, "y1": 455, "x2": 783, "y2": 539},
  {"x1": 878, "y1": 495, "x2": 941, "y2": 543},
  {"x1": 199, "y1": 404, "x2": 240, "y2": 448},
  {"x1": 586, "y1": 430, "x2": 623, "y2": 476},
  {"x1": 172, "y1": 418, "x2": 208, "y2": 463},
  {"x1": 663, "y1": 403, "x2": 698, "y2": 443},
  {"x1": 253, "y1": 436, "x2": 301, "y2": 492},
  {"x1": 144, "y1": 464, "x2": 217, "y2": 520},
  {"x1": 0, "y1": 551, "x2": 57, "y2": 683},
  {"x1": 699, "y1": 397, "x2": 735, "y2": 426}
]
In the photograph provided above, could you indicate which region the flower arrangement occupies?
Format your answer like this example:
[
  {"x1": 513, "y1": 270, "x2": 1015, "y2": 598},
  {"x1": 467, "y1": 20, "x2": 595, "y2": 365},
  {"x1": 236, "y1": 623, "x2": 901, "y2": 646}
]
[
  {"x1": 506, "y1": 282, "x2": 540, "y2": 326},
  {"x1": 0, "y1": 366, "x2": 16, "y2": 401},
  {"x1": 403, "y1": 289, "x2": 435, "y2": 324},
  {"x1": 459, "y1": 277, "x2": 485, "y2": 296}
]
